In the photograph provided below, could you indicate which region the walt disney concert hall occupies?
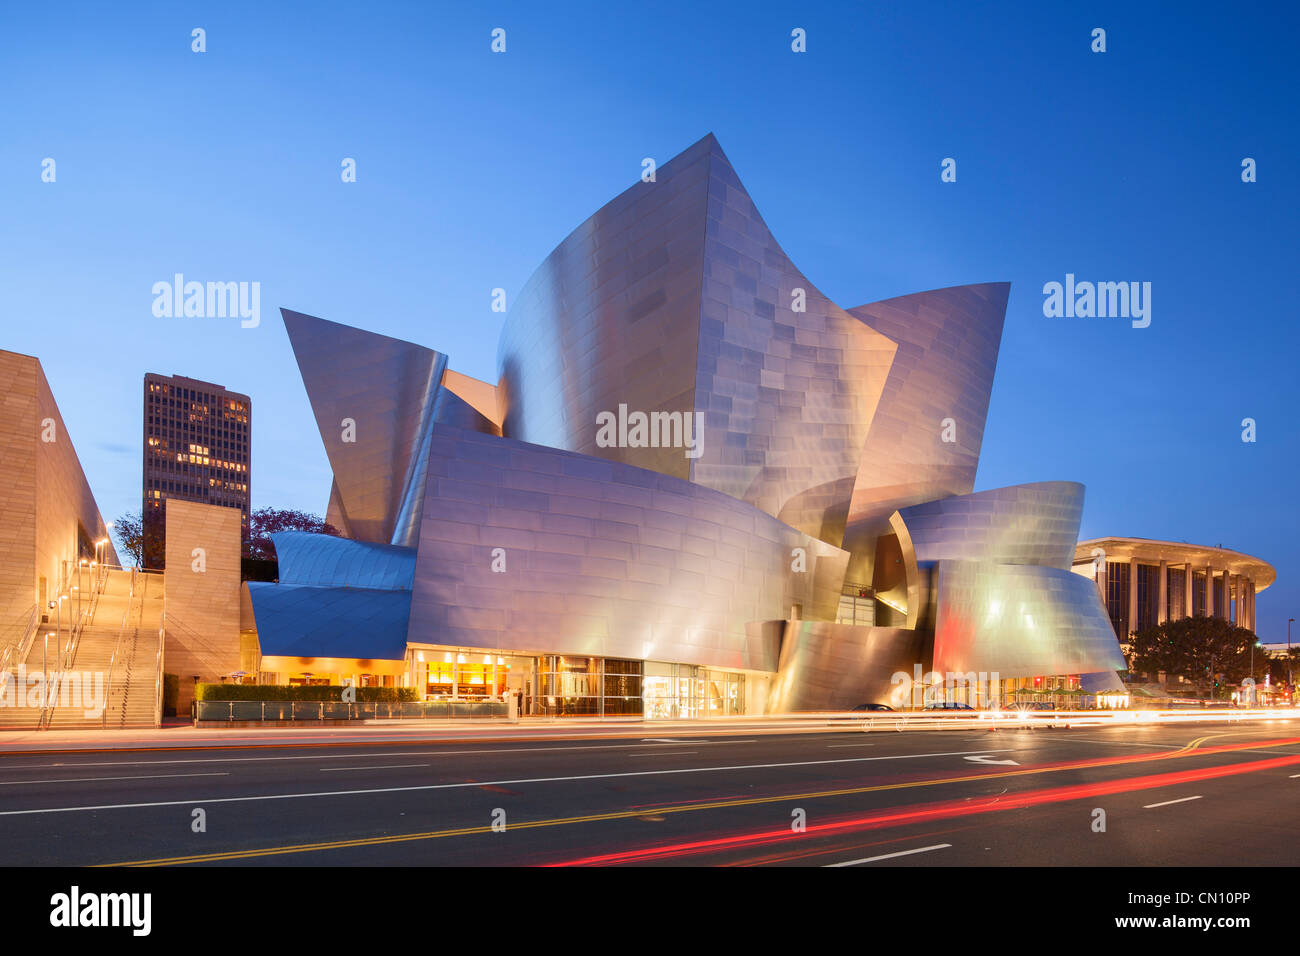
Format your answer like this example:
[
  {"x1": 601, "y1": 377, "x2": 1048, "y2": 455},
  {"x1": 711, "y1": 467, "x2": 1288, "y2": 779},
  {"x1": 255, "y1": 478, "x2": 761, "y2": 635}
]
[{"x1": 247, "y1": 133, "x2": 1125, "y2": 716}]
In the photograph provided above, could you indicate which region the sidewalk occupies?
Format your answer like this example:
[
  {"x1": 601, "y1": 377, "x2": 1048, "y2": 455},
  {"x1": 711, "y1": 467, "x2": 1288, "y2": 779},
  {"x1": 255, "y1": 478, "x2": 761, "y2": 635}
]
[{"x1": 0, "y1": 714, "x2": 853, "y2": 754}]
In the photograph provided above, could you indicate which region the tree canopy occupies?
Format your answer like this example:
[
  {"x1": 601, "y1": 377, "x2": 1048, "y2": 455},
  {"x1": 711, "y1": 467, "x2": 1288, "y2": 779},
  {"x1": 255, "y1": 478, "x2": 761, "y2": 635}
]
[
  {"x1": 245, "y1": 507, "x2": 340, "y2": 560},
  {"x1": 113, "y1": 506, "x2": 339, "y2": 567},
  {"x1": 1130, "y1": 616, "x2": 1266, "y2": 692}
]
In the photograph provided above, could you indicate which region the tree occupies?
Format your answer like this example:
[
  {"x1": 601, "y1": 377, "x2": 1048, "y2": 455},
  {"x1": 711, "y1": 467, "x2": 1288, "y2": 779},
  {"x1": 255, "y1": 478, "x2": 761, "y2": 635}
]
[
  {"x1": 1130, "y1": 617, "x2": 1262, "y2": 696},
  {"x1": 245, "y1": 507, "x2": 340, "y2": 560},
  {"x1": 112, "y1": 511, "x2": 144, "y2": 567}
]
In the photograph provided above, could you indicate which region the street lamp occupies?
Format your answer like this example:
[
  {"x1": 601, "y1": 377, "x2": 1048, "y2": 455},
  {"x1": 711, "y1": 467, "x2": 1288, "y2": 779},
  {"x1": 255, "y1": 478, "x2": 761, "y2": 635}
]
[{"x1": 1289, "y1": 618, "x2": 1295, "y2": 702}]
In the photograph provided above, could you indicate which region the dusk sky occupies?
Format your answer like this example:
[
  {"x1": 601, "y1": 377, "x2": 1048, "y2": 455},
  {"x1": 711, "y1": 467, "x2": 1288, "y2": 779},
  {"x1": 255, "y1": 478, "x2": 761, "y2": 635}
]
[{"x1": 3, "y1": 2, "x2": 1297, "y2": 641}]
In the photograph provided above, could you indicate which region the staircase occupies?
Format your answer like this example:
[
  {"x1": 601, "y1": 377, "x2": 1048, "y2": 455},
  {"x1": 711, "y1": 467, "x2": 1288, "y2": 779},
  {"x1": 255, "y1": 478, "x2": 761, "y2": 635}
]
[
  {"x1": 101, "y1": 571, "x2": 164, "y2": 729},
  {"x1": 3, "y1": 568, "x2": 166, "y2": 731}
]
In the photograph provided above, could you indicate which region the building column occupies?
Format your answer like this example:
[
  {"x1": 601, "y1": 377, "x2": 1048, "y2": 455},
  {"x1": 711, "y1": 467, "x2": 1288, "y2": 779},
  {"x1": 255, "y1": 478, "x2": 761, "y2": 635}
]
[
  {"x1": 1204, "y1": 566, "x2": 1214, "y2": 617},
  {"x1": 1230, "y1": 574, "x2": 1240, "y2": 626},
  {"x1": 1184, "y1": 564, "x2": 1193, "y2": 618},
  {"x1": 1247, "y1": 579, "x2": 1255, "y2": 632},
  {"x1": 1158, "y1": 559, "x2": 1168, "y2": 624},
  {"x1": 1128, "y1": 558, "x2": 1138, "y2": 636}
]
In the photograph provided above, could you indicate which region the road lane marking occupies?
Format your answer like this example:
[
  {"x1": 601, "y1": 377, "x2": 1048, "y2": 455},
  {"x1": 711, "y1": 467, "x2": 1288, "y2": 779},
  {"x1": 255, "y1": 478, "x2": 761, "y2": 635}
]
[
  {"x1": 0, "y1": 748, "x2": 1016, "y2": 817},
  {"x1": 320, "y1": 764, "x2": 429, "y2": 772},
  {"x1": 1143, "y1": 795, "x2": 1202, "y2": 809},
  {"x1": 629, "y1": 751, "x2": 697, "y2": 757},
  {"x1": 964, "y1": 755, "x2": 1020, "y2": 766},
  {"x1": 0, "y1": 773, "x2": 228, "y2": 786},
  {"x1": 99, "y1": 749, "x2": 1300, "y2": 866},
  {"x1": 826, "y1": 743, "x2": 877, "y2": 748},
  {"x1": 825, "y1": 843, "x2": 952, "y2": 867}
]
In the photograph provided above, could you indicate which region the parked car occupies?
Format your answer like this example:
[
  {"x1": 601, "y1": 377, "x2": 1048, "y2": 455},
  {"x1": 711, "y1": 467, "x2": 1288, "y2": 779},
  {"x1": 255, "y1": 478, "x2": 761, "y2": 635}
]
[
  {"x1": 851, "y1": 703, "x2": 895, "y2": 712},
  {"x1": 924, "y1": 702, "x2": 975, "y2": 711}
]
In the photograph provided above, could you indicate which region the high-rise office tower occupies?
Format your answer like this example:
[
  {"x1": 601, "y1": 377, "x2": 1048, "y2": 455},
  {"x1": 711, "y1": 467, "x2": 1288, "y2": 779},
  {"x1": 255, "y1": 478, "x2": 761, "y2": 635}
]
[{"x1": 142, "y1": 373, "x2": 251, "y2": 568}]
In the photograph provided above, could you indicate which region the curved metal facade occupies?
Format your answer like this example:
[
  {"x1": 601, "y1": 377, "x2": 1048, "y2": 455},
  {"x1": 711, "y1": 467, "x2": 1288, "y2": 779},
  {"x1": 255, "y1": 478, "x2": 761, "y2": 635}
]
[
  {"x1": 246, "y1": 582, "x2": 411, "y2": 661},
  {"x1": 272, "y1": 531, "x2": 416, "y2": 590},
  {"x1": 407, "y1": 423, "x2": 847, "y2": 673},
  {"x1": 932, "y1": 560, "x2": 1125, "y2": 678},
  {"x1": 498, "y1": 134, "x2": 898, "y2": 539},
  {"x1": 262, "y1": 133, "x2": 1131, "y2": 711},
  {"x1": 765, "y1": 621, "x2": 926, "y2": 712},
  {"x1": 896, "y1": 481, "x2": 1085, "y2": 570},
  {"x1": 843, "y1": 283, "x2": 1008, "y2": 578}
]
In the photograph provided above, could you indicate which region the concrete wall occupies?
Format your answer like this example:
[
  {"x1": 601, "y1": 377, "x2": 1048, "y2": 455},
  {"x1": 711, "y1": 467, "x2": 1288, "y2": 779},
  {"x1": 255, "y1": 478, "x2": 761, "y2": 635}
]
[
  {"x1": 164, "y1": 499, "x2": 242, "y2": 711},
  {"x1": 0, "y1": 350, "x2": 116, "y2": 645}
]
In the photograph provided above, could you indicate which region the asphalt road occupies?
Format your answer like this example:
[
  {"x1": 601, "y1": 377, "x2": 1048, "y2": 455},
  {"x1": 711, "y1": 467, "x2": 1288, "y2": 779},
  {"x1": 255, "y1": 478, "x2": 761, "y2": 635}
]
[{"x1": 1, "y1": 719, "x2": 1298, "y2": 866}]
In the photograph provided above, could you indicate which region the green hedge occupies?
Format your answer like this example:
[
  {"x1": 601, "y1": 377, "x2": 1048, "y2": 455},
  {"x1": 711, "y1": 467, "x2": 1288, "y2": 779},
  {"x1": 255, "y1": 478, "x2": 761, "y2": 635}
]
[{"x1": 195, "y1": 683, "x2": 417, "y2": 702}]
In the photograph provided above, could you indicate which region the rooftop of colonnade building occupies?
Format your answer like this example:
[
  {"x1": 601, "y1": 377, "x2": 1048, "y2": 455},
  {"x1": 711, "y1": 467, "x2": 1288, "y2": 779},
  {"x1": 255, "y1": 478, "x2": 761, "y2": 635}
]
[{"x1": 1074, "y1": 537, "x2": 1276, "y2": 590}]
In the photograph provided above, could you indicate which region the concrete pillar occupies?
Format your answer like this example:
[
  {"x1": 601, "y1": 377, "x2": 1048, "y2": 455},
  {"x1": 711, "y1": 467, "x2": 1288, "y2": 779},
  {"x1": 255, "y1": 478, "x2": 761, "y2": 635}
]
[
  {"x1": 1158, "y1": 559, "x2": 1168, "y2": 624},
  {"x1": 1128, "y1": 558, "x2": 1139, "y2": 636},
  {"x1": 1204, "y1": 566, "x2": 1214, "y2": 617},
  {"x1": 1184, "y1": 564, "x2": 1193, "y2": 618},
  {"x1": 1230, "y1": 574, "x2": 1240, "y2": 626}
]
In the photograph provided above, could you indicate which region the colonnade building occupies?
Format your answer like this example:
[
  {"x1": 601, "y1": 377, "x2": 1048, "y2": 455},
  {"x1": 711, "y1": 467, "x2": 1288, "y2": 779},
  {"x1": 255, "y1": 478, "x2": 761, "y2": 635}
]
[{"x1": 1072, "y1": 537, "x2": 1274, "y2": 640}]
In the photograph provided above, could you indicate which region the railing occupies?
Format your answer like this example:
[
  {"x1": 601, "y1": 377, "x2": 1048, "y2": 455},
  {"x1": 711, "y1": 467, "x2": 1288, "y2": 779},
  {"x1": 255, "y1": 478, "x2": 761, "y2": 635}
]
[
  {"x1": 100, "y1": 608, "x2": 132, "y2": 729},
  {"x1": 153, "y1": 623, "x2": 164, "y2": 729},
  {"x1": 195, "y1": 699, "x2": 509, "y2": 722},
  {"x1": 0, "y1": 605, "x2": 39, "y2": 674},
  {"x1": 101, "y1": 567, "x2": 142, "y2": 729}
]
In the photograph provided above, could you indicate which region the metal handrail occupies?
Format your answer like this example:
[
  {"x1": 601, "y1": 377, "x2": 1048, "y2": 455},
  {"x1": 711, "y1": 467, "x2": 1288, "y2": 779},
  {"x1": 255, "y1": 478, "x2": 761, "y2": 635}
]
[
  {"x1": 153, "y1": 622, "x2": 165, "y2": 728},
  {"x1": 0, "y1": 605, "x2": 39, "y2": 674},
  {"x1": 101, "y1": 568, "x2": 140, "y2": 728},
  {"x1": 101, "y1": 607, "x2": 132, "y2": 728}
]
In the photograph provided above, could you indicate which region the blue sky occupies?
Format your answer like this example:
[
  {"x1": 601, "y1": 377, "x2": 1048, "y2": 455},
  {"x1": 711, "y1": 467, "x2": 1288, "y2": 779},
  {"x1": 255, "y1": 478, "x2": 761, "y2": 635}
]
[{"x1": 2, "y1": 1, "x2": 1297, "y2": 641}]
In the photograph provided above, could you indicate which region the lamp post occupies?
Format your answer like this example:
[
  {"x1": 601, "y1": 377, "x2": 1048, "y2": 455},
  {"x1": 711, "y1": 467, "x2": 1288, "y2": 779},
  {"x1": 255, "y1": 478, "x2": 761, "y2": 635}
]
[{"x1": 1289, "y1": 618, "x2": 1295, "y2": 703}]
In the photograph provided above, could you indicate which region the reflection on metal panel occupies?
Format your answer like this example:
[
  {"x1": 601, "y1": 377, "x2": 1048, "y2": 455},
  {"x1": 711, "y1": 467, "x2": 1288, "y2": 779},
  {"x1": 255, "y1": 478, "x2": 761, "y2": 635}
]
[
  {"x1": 407, "y1": 423, "x2": 847, "y2": 673},
  {"x1": 283, "y1": 309, "x2": 446, "y2": 545},
  {"x1": 497, "y1": 134, "x2": 896, "y2": 542},
  {"x1": 843, "y1": 283, "x2": 1009, "y2": 576},
  {"x1": 896, "y1": 481, "x2": 1085, "y2": 570},
  {"x1": 765, "y1": 620, "x2": 926, "y2": 712},
  {"x1": 497, "y1": 136, "x2": 711, "y2": 481},
  {"x1": 689, "y1": 138, "x2": 896, "y2": 536},
  {"x1": 932, "y1": 560, "x2": 1125, "y2": 678}
]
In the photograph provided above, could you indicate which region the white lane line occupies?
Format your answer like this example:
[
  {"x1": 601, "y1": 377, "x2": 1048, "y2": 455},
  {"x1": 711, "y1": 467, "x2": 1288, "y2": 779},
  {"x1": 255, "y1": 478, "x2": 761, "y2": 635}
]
[
  {"x1": 628, "y1": 751, "x2": 697, "y2": 757},
  {"x1": 1288, "y1": 773, "x2": 1300, "y2": 778},
  {"x1": 825, "y1": 843, "x2": 952, "y2": 867},
  {"x1": 0, "y1": 773, "x2": 228, "y2": 786},
  {"x1": 1143, "y1": 795, "x2": 1203, "y2": 809},
  {"x1": 17, "y1": 740, "x2": 761, "y2": 770},
  {"x1": 319, "y1": 764, "x2": 429, "y2": 772},
  {"x1": 0, "y1": 748, "x2": 1016, "y2": 817},
  {"x1": 826, "y1": 743, "x2": 877, "y2": 748}
]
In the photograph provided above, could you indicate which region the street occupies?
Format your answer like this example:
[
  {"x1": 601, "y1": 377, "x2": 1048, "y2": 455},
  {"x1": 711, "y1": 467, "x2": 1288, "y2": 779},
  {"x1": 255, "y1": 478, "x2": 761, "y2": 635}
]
[{"x1": 0, "y1": 719, "x2": 1297, "y2": 866}]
